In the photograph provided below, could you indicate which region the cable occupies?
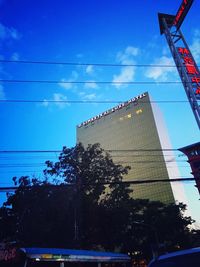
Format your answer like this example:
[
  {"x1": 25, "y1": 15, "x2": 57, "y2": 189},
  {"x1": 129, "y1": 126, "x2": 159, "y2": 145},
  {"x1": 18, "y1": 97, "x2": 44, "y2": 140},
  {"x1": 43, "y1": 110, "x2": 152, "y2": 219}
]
[
  {"x1": 108, "y1": 149, "x2": 179, "y2": 152},
  {"x1": 0, "y1": 99, "x2": 190, "y2": 104},
  {"x1": 111, "y1": 154, "x2": 183, "y2": 157},
  {"x1": 1, "y1": 59, "x2": 199, "y2": 69},
  {"x1": 0, "y1": 59, "x2": 180, "y2": 67},
  {"x1": 0, "y1": 167, "x2": 191, "y2": 175},
  {"x1": 0, "y1": 156, "x2": 59, "y2": 160},
  {"x1": 0, "y1": 150, "x2": 61, "y2": 154},
  {"x1": 0, "y1": 165, "x2": 191, "y2": 173},
  {"x1": 0, "y1": 159, "x2": 188, "y2": 167},
  {"x1": 0, "y1": 79, "x2": 185, "y2": 84},
  {"x1": 0, "y1": 154, "x2": 183, "y2": 159},
  {"x1": 0, "y1": 177, "x2": 197, "y2": 192},
  {"x1": 0, "y1": 149, "x2": 180, "y2": 154}
]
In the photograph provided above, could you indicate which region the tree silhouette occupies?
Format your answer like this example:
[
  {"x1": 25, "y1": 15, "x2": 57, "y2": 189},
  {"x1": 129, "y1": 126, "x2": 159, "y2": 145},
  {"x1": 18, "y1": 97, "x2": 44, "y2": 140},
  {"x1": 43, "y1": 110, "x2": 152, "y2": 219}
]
[{"x1": 0, "y1": 143, "x2": 198, "y2": 263}]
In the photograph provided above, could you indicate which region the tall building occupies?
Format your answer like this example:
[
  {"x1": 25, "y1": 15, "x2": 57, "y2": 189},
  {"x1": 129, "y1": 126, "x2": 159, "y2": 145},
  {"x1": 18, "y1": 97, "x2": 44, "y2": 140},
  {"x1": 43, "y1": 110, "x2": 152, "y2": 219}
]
[{"x1": 76, "y1": 92, "x2": 187, "y2": 204}]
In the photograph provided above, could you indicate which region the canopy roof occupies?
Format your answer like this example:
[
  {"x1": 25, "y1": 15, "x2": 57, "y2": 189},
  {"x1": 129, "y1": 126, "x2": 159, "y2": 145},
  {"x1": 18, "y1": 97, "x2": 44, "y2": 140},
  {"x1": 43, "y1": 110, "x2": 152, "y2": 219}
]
[{"x1": 22, "y1": 248, "x2": 131, "y2": 262}]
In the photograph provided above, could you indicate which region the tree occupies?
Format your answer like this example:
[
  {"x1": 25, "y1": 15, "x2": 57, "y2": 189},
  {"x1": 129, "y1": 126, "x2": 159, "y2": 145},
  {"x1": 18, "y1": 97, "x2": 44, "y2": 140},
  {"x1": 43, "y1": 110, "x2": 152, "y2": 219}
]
[
  {"x1": 0, "y1": 143, "x2": 132, "y2": 248},
  {"x1": 0, "y1": 143, "x2": 198, "y2": 264},
  {"x1": 44, "y1": 142, "x2": 132, "y2": 248},
  {"x1": 44, "y1": 143, "x2": 131, "y2": 202},
  {"x1": 1, "y1": 176, "x2": 75, "y2": 247}
]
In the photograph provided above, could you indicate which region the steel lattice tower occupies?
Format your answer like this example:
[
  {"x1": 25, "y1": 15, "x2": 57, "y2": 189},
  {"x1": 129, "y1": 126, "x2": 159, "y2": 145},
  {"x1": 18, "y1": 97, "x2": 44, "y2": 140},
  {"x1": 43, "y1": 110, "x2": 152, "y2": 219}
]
[{"x1": 158, "y1": 8, "x2": 200, "y2": 130}]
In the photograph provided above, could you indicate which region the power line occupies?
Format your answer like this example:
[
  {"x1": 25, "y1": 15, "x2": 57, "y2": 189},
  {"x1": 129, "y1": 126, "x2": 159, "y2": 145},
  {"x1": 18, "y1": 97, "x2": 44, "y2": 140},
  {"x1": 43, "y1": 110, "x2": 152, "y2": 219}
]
[
  {"x1": 0, "y1": 165, "x2": 191, "y2": 173},
  {"x1": 0, "y1": 159, "x2": 188, "y2": 167},
  {"x1": 0, "y1": 178, "x2": 197, "y2": 192},
  {"x1": 0, "y1": 99, "x2": 190, "y2": 104},
  {"x1": 0, "y1": 150, "x2": 62, "y2": 154},
  {"x1": 0, "y1": 149, "x2": 180, "y2": 154},
  {"x1": 1, "y1": 59, "x2": 200, "y2": 69},
  {"x1": 0, "y1": 79, "x2": 185, "y2": 85},
  {"x1": 0, "y1": 59, "x2": 180, "y2": 67},
  {"x1": 0, "y1": 153, "x2": 183, "y2": 159},
  {"x1": 0, "y1": 167, "x2": 191, "y2": 175},
  {"x1": 0, "y1": 175, "x2": 185, "y2": 184},
  {"x1": 111, "y1": 154, "x2": 183, "y2": 157},
  {"x1": 108, "y1": 149, "x2": 179, "y2": 152}
]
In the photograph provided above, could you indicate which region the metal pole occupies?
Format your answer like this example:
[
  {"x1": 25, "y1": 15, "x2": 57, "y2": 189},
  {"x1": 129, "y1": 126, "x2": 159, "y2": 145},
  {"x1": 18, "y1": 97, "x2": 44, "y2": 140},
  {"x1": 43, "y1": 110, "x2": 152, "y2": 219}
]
[
  {"x1": 161, "y1": 16, "x2": 200, "y2": 130},
  {"x1": 133, "y1": 221, "x2": 160, "y2": 259},
  {"x1": 74, "y1": 174, "x2": 81, "y2": 248}
]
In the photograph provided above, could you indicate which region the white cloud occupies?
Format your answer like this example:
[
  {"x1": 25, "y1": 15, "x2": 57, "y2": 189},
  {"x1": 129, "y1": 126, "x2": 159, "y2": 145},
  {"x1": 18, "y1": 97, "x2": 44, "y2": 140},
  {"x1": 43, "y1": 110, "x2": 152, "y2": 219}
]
[
  {"x1": 53, "y1": 93, "x2": 68, "y2": 108},
  {"x1": 145, "y1": 56, "x2": 174, "y2": 81},
  {"x1": 112, "y1": 46, "x2": 139, "y2": 88},
  {"x1": 86, "y1": 65, "x2": 94, "y2": 74},
  {"x1": 83, "y1": 93, "x2": 96, "y2": 100},
  {"x1": 116, "y1": 46, "x2": 139, "y2": 64},
  {"x1": 0, "y1": 23, "x2": 6, "y2": 40},
  {"x1": 42, "y1": 93, "x2": 68, "y2": 109},
  {"x1": 10, "y1": 52, "x2": 19, "y2": 61},
  {"x1": 84, "y1": 81, "x2": 98, "y2": 89},
  {"x1": 190, "y1": 29, "x2": 200, "y2": 63},
  {"x1": 59, "y1": 79, "x2": 73, "y2": 90},
  {"x1": 0, "y1": 84, "x2": 6, "y2": 100},
  {"x1": 71, "y1": 70, "x2": 78, "y2": 79},
  {"x1": 42, "y1": 99, "x2": 49, "y2": 107},
  {"x1": 58, "y1": 71, "x2": 78, "y2": 90},
  {"x1": 0, "y1": 23, "x2": 21, "y2": 41},
  {"x1": 79, "y1": 92, "x2": 96, "y2": 100},
  {"x1": 0, "y1": 55, "x2": 4, "y2": 73},
  {"x1": 76, "y1": 53, "x2": 83, "y2": 58},
  {"x1": 8, "y1": 27, "x2": 20, "y2": 40},
  {"x1": 113, "y1": 66, "x2": 135, "y2": 88}
]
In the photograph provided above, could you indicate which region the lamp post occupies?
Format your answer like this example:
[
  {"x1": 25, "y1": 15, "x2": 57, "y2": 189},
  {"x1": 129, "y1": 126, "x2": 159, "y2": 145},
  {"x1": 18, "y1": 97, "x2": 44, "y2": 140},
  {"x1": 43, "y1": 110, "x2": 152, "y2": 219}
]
[{"x1": 74, "y1": 172, "x2": 82, "y2": 248}]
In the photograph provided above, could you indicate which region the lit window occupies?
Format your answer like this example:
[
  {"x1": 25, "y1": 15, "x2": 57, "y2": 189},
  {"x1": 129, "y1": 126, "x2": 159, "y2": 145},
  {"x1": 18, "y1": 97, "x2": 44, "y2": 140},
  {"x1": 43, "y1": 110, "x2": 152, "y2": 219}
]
[
  {"x1": 136, "y1": 109, "x2": 142, "y2": 114},
  {"x1": 127, "y1": 114, "x2": 132, "y2": 118}
]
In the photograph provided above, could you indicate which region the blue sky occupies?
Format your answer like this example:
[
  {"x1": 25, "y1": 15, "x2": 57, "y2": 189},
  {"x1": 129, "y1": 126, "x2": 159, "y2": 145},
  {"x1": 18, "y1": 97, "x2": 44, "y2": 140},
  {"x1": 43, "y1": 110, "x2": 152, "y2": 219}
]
[{"x1": 0, "y1": 0, "x2": 200, "y2": 223}]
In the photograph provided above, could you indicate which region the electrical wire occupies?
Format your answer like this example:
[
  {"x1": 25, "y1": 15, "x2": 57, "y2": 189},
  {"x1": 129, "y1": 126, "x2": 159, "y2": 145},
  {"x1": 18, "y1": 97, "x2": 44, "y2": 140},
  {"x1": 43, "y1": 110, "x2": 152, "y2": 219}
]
[
  {"x1": 1, "y1": 59, "x2": 199, "y2": 69},
  {"x1": 0, "y1": 177, "x2": 197, "y2": 192},
  {"x1": 0, "y1": 99, "x2": 190, "y2": 104},
  {"x1": 0, "y1": 153, "x2": 183, "y2": 159},
  {"x1": 0, "y1": 59, "x2": 181, "y2": 67},
  {"x1": 0, "y1": 167, "x2": 191, "y2": 174},
  {"x1": 0, "y1": 79, "x2": 186, "y2": 84},
  {"x1": 0, "y1": 159, "x2": 188, "y2": 167},
  {"x1": 0, "y1": 149, "x2": 181, "y2": 153}
]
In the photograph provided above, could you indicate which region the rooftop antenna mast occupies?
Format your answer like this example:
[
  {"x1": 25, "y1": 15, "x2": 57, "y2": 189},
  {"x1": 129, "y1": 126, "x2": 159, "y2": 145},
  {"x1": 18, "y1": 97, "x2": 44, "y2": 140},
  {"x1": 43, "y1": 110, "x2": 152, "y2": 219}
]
[{"x1": 158, "y1": 0, "x2": 200, "y2": 130}]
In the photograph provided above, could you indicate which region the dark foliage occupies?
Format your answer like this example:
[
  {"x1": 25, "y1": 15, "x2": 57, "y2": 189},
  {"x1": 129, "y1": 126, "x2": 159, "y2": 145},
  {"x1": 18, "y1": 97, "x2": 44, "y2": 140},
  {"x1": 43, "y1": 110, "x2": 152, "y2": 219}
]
[{"x1": 0, "y1": 143, "x2": 198, "y2": 262}]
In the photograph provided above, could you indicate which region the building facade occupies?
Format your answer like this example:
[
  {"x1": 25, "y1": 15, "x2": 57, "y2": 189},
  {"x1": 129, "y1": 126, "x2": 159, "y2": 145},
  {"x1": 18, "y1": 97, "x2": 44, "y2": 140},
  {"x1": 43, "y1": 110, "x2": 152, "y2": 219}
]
[
  {"x1": 76, "y1": 92, "x2": 186, "y2": 204},
  {"x1": 179, "y1": 142, "x2": 200, "y2": 195}
]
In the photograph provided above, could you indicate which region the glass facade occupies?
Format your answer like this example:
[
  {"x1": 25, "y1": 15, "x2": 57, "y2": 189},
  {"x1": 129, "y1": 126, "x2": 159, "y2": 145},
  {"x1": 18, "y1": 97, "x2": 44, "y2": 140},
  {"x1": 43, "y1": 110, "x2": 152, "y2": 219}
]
[{"x1": 76, "y1": 92, "x2": 175, "y2": 204}]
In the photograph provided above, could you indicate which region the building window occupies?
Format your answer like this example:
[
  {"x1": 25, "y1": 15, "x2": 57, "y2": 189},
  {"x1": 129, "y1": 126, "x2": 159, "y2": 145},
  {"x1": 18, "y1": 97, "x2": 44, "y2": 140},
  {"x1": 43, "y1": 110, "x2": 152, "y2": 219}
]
[
  {"x1": 136, "y1": 109, "x2": 142, "y2": 114},
  {"x1": 119, "y1": 114, "x2": 132, "y2": 121}
]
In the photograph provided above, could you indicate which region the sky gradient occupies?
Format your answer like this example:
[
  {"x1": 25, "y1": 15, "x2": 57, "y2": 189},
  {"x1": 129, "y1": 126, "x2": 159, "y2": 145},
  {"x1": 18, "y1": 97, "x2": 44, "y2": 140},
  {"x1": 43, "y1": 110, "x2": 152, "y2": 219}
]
[{"x1": 0, "y1": 0, "x2": 199, "y2": 223}]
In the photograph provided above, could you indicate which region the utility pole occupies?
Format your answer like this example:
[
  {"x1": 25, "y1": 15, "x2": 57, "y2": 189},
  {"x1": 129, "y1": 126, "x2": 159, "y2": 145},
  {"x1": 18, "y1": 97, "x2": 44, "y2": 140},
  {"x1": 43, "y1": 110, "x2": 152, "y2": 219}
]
[
  {"x1": 133, "y1": 221, "x2": 160, "y2": 259},
  {"x1": 74, "y1": 174, "x2": 82, "y2": 248}
]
